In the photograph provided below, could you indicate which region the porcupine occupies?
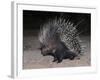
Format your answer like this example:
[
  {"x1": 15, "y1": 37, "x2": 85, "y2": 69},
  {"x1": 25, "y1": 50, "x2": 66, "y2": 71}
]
[{"x1": 38, "y1": 17, "x2": 83, "y2": 63}]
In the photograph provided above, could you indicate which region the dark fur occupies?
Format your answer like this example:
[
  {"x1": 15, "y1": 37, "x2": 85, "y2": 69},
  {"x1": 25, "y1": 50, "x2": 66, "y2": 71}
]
[{"x1": 40, "y1": 41, "x2": 77, "y2": 63}]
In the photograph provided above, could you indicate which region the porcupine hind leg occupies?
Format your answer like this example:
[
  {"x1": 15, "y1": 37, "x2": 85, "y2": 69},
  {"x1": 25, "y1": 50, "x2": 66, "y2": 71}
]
[{"x1": 65, "y1": 51, "x2": 77, "y2": 60}]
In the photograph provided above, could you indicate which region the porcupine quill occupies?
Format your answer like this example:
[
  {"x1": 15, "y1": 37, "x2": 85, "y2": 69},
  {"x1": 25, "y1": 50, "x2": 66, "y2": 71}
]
[{"x1": 38, "y1": 17, "x2": 85, "y2": 63}]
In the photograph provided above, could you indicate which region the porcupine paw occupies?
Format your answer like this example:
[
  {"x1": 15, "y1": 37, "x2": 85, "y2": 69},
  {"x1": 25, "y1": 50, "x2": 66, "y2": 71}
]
[
  {"x1": 57, "y1": 59, "x2": 63, "y2": 63},
  {"x1": 52, "y1": 58, "x2": 57, "y2": 62},
  {"x1": 69, "y1": 55, "x2": 75, "y2": 60}
]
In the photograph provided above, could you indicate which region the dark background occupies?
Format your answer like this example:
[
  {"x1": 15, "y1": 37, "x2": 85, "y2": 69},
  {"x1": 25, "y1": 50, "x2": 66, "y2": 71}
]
[{"x1": 23, "y1": 10, "x2": 91, "y2": 35}]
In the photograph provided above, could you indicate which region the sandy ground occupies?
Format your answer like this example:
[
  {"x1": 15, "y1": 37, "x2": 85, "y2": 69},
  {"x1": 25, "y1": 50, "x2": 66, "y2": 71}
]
[{"x1": 23, "y1": 32, "x2": 90, "y2": 69}]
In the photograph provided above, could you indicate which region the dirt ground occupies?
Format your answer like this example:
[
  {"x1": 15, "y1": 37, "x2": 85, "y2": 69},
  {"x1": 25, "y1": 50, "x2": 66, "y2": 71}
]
[{"x1": 23, "y1": 32, "x2": 91, "y2": 69}]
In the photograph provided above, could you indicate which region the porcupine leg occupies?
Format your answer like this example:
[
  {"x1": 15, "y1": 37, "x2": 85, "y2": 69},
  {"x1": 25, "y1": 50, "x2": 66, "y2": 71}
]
[
  {"x1": 57, "y1": 56, "x2": 63, "y2": 63},
  {"x1": 52, "y1": 54, "x2": 58, "y2": 62},
  {"x1": 52, "y1": 57, "x2": 57, "y2": 62},
  {"x1": 55, "y1": 51, "x2": 63, "y2": 63},
  {"x1": 67, "y1": 51, "x2": 77, "y2": 60}
]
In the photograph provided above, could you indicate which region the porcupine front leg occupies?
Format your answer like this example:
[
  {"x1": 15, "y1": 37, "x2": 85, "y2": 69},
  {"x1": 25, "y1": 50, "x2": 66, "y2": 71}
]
[
  {"x1": 52, "y1": 57, "x2": 57, "y2": 62},
  {"x1": 57, "y1": 56, "x2": 63, "y2": 63},
  {"x1": 55, "y1": 51, "x2": 63, "y2": 63},
  {"x1": 51, "y1": 53, "x2": 57, "y2": 62}
]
